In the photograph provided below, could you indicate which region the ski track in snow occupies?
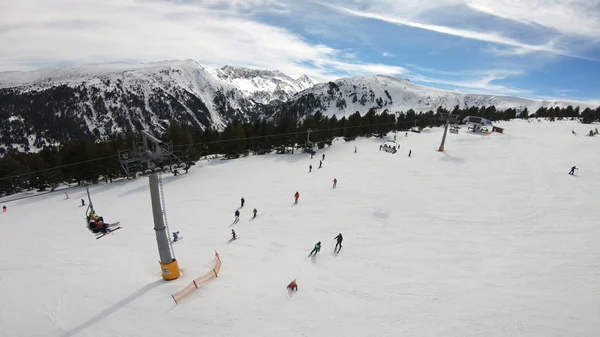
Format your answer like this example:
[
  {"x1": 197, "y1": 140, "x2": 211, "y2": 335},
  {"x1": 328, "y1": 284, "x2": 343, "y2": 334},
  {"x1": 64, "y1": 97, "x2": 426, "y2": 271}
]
[{"x1": 1, "y1": 120, "x2": 600, "y2": 337}]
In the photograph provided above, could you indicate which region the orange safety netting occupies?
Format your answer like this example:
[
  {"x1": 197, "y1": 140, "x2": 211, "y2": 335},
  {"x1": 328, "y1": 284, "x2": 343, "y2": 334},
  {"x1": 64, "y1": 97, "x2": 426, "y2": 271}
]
[{"x1": 171, "y1": 251, "x2": 222, "y2": 304}]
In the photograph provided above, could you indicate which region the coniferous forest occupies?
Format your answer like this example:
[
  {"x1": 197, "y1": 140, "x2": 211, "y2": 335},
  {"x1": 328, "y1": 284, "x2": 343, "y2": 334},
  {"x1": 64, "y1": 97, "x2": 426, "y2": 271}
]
[{"x1": 0, "y1": 104, "x2": 598, "y2": 197}]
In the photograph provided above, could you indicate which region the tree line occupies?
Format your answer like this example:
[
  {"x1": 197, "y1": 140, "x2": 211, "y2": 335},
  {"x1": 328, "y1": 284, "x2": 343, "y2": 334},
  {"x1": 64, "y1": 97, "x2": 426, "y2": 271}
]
[{"x1": 1, "y1": 104, "x2": 598, "y2": 197}]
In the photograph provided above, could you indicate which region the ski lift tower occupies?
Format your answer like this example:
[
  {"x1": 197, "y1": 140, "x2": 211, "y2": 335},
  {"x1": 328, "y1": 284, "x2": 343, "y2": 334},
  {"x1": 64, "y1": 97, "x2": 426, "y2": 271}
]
[
  {"x1": 119, "y1": 130, "x2": 183, "y2": 280},
  {"x1": 438, "y1": 112, "x2": 461, "y2": 152}
]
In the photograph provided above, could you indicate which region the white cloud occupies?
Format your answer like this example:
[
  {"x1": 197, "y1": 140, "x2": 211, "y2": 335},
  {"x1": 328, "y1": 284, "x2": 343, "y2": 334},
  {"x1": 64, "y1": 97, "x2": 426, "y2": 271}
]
[
  {"x1": 405, "y1": 67, "x2": 529, "y2": 95},
  {"x1": 382, "y1": 52, "x2": 395, "y2": 57},
  {"x1": 404, "y1": 64, "x2": 525, "y2": 78},
  {"x1": 465, "y1": 0, "x2": 600, "y2": 40},
  {"x1": 0, "y1": 0, "x2": 403, "y2": 82},
  {"x1": 330, "y1": 5, "x2": 571, "y2": 57},
  {"x1": 326, "y1": 0, "x2": 600, "y2": 60}
]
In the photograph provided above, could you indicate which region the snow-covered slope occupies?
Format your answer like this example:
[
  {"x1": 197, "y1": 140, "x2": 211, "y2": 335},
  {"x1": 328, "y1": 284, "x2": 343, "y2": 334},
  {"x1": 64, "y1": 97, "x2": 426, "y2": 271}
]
[
  {"x1": 287, "y1": 75, "x2": 597, "y2": 116},
  {"x1": 1, "y1": 120, "x2": 599, "y2": 336},
  {"x1": 214, "y1": 65, "x2": 315, "y2": 103}
]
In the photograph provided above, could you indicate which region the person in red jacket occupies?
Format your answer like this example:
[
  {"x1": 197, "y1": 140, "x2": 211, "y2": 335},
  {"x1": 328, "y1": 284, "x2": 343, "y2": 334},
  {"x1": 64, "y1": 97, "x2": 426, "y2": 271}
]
[
  {"x1": 333, "y1": 178, "x2": 337, "y2": 188},
  {"x1": 287, "y1": 280, "x2": 298, "y2": 291},
  {"x1": 294, "y1": 192, "x2": 300, "y2": 204}
]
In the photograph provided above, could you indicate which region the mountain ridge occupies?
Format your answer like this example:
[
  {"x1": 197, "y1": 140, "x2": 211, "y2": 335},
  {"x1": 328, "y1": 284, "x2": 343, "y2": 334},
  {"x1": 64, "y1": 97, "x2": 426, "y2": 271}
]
[{"x1": 0, "y1": 60, "x2": 597, "y2": 152}]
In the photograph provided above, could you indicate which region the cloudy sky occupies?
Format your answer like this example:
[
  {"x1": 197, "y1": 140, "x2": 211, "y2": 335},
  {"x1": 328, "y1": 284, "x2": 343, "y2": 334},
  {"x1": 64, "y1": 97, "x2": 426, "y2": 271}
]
[{"x1": 1, "y1": 0, "x2": 599, "y2": 100}]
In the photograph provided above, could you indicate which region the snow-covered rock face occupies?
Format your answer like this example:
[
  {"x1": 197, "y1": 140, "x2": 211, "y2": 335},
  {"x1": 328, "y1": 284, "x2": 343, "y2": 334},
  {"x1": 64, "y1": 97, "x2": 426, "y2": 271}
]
[
  {"x1": 0, "y1": 60, "x2": 261, "y2": 151},
  {"x1": 214, "y1": 65, "x2": 315, "y2": 104},
  {"x1": 285, "y1": 75, "x2": 596, "y2": 117}
]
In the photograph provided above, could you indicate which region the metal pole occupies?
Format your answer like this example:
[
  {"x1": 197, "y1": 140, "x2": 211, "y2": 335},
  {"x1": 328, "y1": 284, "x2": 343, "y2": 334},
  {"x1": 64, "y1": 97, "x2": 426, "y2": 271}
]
[
  {"x1": 149, "y1": 173, "x2": 174, "y2": 264},
  {"x1": 438, "y1": 115, "x2": 450, "y2": 152},
  {"x1": 86, "y1": 186, "x2": 94, "y2": 214}
]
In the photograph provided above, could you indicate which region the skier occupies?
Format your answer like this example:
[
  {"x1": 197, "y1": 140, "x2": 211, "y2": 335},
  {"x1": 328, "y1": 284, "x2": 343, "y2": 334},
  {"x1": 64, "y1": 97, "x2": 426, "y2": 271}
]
[
  {"x1": 2, "y1": 205, "x2": 6, "y2": 213},
  {"x1": 569, "y1": 166, "x2": 578, "y2": 175},
  {"x1": 308, "y1": 241, "x2": 321, "y2": 257},
  {"x1": 294, "y1": 191, "x2": 300, "y2": 204},
  {"x1": 322, "y1": 154, "x2": 325, "y2": 161},
  {"x1": 311, "y1": 154, "x2": 314, "y2": 159},
  {"x1": 379, "y1": 145, "x2": 382, "y2": 151},
  {"x1": 231, "y1": 229, "x2": 237, "y2": 240},
  {"x1": 333, "y1": 178, "x2": 337, "y2": 188},
  {"x1": 334, "y1": 233, "x2": 343, "y2": 253},
  {"x1": 234, "y1": 209, "x2": 240, "y2": 222},
  {"x1": 354, "y1": 146, "x2": 357, "y2": 153},
  {"x1": 287, "y1": 280, "x2": 298, "y2": 291},
  {"x1": 65, "y1": 192, "x2": 69, "y2": 200},
  {"x1": 319, "y1": 160, "x2": 322, "y2": 169},
  {"x1": 408, "y1": 149, "x2": 412, "y2": 157},
  {"x1": 253, "y1": 208, "x2": 257, "y2": 219},
  {"x1": 81, "y1": 199, "x2": 85, "y2": 206},
  {"x1": 172, "y1": 231, "x2": 180, "y2": 242},
  {"x1": 90, "y1": 214, "x2": 109, "y2": 234},
  {"x1": 309, "y1": 164, "x2": 312, "y2": 173},
  {"x1": 405, "y1": 132, "x2": 408, "y2": 137},
  {"x1": 241, "y1": 197, "x2": 245, "y2": 208}
]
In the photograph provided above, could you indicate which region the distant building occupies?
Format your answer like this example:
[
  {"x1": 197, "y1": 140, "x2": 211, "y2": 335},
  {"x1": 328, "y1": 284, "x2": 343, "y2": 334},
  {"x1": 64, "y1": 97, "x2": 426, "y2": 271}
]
[{"x1": 462, "y1": 116, "x2": 493, "y2": 132}]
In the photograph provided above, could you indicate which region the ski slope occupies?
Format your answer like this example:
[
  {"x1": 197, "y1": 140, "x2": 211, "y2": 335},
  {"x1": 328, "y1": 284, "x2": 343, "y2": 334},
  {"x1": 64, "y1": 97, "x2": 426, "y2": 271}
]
[{"x1": 1, "y1": 120, "x2": 599, "y2": 337}]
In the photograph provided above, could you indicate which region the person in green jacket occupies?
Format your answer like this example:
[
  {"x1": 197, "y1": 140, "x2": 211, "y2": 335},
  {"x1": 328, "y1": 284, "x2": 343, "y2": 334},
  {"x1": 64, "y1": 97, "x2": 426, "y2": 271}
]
[
  {"x1": 308, "y1": 242, "x2": 321, "y2": 257},
  {"x1": 253, "y1": 208, "x2": 257, "y2": 219}
]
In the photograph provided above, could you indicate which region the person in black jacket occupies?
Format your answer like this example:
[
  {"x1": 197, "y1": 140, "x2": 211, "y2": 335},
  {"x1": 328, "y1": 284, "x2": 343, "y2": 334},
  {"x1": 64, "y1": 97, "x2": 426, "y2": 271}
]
[
  {"x1": 334, "y1": 233, "x2": 343, "y2": 253},
  {"x1": 569, "y1": 166, "x2": 578, "y2": 175}
]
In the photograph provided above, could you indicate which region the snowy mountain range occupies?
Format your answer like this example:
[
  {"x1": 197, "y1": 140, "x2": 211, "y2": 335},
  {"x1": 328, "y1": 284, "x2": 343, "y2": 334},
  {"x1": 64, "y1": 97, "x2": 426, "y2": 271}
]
[
  {"x1": 279, "y1": 75, "x2": 597, "y2": 118},
  {"x1": 0, "y1": 59, "x2": 596, "y2": 151},
  {"x1": 213, "y1": 65, "x2": 314, "y2": 104}
]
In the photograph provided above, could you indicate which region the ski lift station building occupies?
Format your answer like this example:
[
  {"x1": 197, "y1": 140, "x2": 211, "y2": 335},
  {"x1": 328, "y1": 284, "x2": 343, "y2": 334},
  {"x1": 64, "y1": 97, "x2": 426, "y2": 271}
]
[
  {"x1": 461, "y1": 116, "x2": 505, "y2": 134},
  {"x1": 463, "y1": 116, "x2": 493, "y2": 128}
]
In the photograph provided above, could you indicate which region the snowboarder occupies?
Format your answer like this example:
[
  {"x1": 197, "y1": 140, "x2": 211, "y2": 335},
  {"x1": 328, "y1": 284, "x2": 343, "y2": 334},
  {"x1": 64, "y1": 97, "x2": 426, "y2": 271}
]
[
  {"x1": 294, "y1": 192, "x2": 300, "y2": 204},
  {"x1": 408, "y1": 149, "x2": 412, "y2": 157},
  {"x1": 2, "y1": 205, "x2": 6, "y2": 213},
  {"x1": 234, "y1": 210, "x2": 240, "y2": 222},
  {"x1": 569, "y1": 166, "x2": 578, "y2": 175},
  {"x1": 319, "y1": 160, "x2": 322, "y2": 169},
  {"x1": 172, "y1": 231, "x2": 180, "y2": 242},
  {"x1": 572, "y1": 130, "x2": 577, "y2": 136},
  {"x1": 287, "y1": 280, "x2": 298, "y2": 291},
  {"x1": 334, "y1": 233, "x2": 343, "y2": 253},
  {"x1": 241, "y1": 197, "x2": 245, "y2": 208},
  {"x1": 253, "y1": 208, "x2": 257, "y2": 219},
  {"x1": 308, "y1": 241, "x2": 321, "y2": 257},
  {"x1": 81, "y1": 199, "x2": 85, "y2": 206},
  {"x1": 333, "y1": 178, "x2": 337, "y2": 188},
  {"x1": 231, "y1": 229, "x2": 237, "y2": 240},
  {"x1": 309, "y1": 164, "x2": 312, "y2": 173}
]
